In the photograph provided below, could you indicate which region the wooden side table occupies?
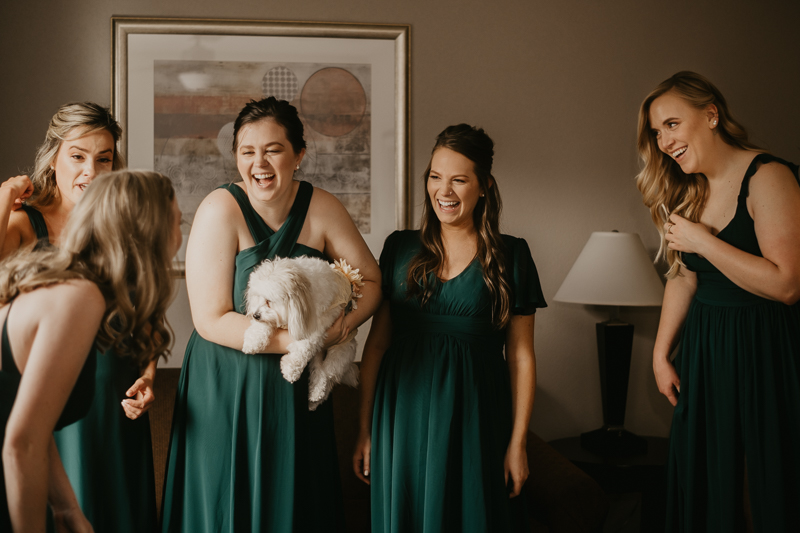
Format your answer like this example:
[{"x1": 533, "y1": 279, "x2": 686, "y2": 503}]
[{"x1": 548, "y1": 436, "x2": 669, "y2": 532}]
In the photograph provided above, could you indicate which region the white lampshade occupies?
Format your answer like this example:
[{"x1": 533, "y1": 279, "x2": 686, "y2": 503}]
[{"x1": 554, "y1": 231, "x2": 664, "y2": 306}]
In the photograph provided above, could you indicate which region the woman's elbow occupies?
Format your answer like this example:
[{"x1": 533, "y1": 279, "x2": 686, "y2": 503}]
[
  {"x1": 2, "y1": 429, "x2": 42, "y2": 469},
  {"x1": 779, "y1": 286, "x2": 800, "y2": 306}
]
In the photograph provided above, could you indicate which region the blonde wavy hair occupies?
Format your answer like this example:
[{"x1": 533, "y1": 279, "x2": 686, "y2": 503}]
[
  {"x1": 635, "y1": 71, "x2": 762, "y2": 278},
  {"x1": 27, "y1": 102, "x2": 125, "y2": 209},
  {"x1": 0, "y1": 170, "x2": 175, "y2": 366}
]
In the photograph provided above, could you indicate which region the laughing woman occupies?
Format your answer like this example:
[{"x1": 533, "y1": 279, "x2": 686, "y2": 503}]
[
  {"x1": 0, "y1": 103, "x2": 160, "y2": 532},
  {"x1": 1, "y1": 170, "x2": 180, "y2": 532},
  {"x1": 161, "y1": 97, "x2": 381, "y2": 532},
  {"x1": 354, "y1": 124, "x2": 545, "y2": 532},
  {"x1": 637, "y1": 71, "x2": 800, "y2": 532}
]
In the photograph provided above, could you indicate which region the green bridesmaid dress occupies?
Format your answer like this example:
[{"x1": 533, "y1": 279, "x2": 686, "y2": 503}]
[
  {"x1": 371, "y1": 230, "x2": 546, "y2": 533},
  {"x1": 1, "y1": 303, "x2": 97, "y2": 531},
  {"x1": 21, "y1": 205, "x2": 158, "y2": 532},
  {"x1": 161, "y1": 181, "x2": 345, "y2": 533},
  {"x1": 667, "y1": 154, "x2": 800, "y2": 532}
]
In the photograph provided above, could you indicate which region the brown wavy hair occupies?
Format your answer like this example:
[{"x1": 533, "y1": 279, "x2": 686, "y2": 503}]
[
  {"x1": 0, "y1": 170, "x2": 175, "y2": 365},
  {"x1": 406, "y1": 124, "x2": 512, "y2": 328},
  {"x1": 27, "y1": 102, "x2": 125, "y2": 209},
  {"x1": 635, "y1": 71, "x2": 762, "y2": 278}
]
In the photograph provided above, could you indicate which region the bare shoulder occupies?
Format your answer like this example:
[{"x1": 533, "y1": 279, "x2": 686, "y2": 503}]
[
  {"x1": 749, "y1": 160, "x2": 800, "y2": 197},
  {"x1": 6, "y1": 209, "x2": 36, "y2": 244},
  {"x1": 196, "y1": 186, "x2": 245, "y2": 220},
  {"x1": 43, "y1": 279, "x2": 104, "y2": 313},
  {"x1": 308, "y1": 186, "x2": 350, "y2": 222},
  {"x1": 13, "y1": 279, "x2": 105, "y2": 334}
]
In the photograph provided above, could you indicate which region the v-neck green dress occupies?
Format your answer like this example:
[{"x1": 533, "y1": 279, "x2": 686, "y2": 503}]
[
  {"x1": 161, "y1": 181, "x2": 345, "y2": 533},
  {"x1": 370, "y1": 230, "x2": 546, "y2": 533},
  {"x1": 667, "y1": 154, "x2": 800, "y2": 532},
  {"x1": 20, "y1": 205, "x2": 158, "y2": 533}
]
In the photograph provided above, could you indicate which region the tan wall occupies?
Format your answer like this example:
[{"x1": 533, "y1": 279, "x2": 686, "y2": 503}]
[{"x1": 2, "y1": 0, "x2": 798, "y2": 441}]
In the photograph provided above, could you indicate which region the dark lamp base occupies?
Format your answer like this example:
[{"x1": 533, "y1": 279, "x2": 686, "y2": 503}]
[{"x1": 580, "y1": 426, "x2": 648, "y2": 457}]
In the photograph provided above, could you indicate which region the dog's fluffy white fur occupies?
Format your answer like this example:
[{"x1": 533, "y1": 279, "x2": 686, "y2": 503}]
[{"x1": 242, "y1": 256, "x2": 359, "y2": 410}]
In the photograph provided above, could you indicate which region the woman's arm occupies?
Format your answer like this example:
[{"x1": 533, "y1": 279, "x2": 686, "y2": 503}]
[
  {"x1": 185, "y1": 189, "x2": 294, "y2": 353},
  {"x1": 315, "y1": 190, "x2": 382, "y2": 346},
  {"x1": 47, "y1": 438, "x2": 92, "y2": 532},
  {"x1": 353, "y1": 301, "x2": 392, "y2": 484},
  {"x1": 3, "y1": 281, "x2": 104, "y2": 532},
  {"x1": 121, "y1": 358, "x2": 157, "y2": 420},
  {"x1": 0, "y1": 175, "x2": 34, "y2": 258},
  {"x1": 652, "y1": 271, "x2": 697, "y2": 406},
  {"x1": 666, "y1": 162, "x2": 800, "y2": 304},
  {"x1": 504, "y1": 313, "x2": 536, "y2": 498}
]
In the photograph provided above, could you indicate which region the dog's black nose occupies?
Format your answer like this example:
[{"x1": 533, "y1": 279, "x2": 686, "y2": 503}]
[{"x1": 253, "y1": 312, "x2": 261, "y2": 320}]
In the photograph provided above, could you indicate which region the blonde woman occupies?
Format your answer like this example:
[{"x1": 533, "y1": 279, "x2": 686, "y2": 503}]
[
  {"x1": 637, "y1": 71, "x2": 800, "y2": 532},
  {"x1": 0, "y1": 170, "x2": 181, "y2": 532},
  {"x1": 0, "y1": 103, "x2": 160, "y2": 531}
]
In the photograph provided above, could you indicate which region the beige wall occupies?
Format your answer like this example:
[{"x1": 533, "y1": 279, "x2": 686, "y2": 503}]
[{"x1": 2, "y1": 0, "x2": 798, "y2": 441}]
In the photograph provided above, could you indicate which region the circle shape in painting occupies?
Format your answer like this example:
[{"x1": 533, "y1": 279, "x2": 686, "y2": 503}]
[
  {"x1": 262, "y1": 66, "x2": 299, "y2": 102},
  {"x1": 300, "y1": 67, "x2": 366, "y2": 137}
]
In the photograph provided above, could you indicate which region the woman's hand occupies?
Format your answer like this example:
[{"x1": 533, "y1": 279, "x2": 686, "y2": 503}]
[
  {"x1": 653, "y1": 355, "x2": 680, "y2": 406},
  {"x1": 52, "y1": 505, "x2": 94, "y2": 533},
  {"x1": 121, "y1": 376, "x2": 155, "y2": 420},
  {"x1": 504, "y1": 441, "x2": 529, "y2": 498},
  {"x1": 353, "y1": 429, "x2": 372, "y2": 485},
  {"x1": 322, "y1": 310, "x2": 351, "y2": 350},
  {"x1": 664, "y1": 213, "x2": 712, "y2": 255},
  {"x1": 1, "y1": 175, "x2": 34, "y2": 210}
]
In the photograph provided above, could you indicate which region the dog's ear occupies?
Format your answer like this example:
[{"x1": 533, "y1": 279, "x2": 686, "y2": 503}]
[{"x1": 286, "y1": 269, "x2": 318, "y2": 340}]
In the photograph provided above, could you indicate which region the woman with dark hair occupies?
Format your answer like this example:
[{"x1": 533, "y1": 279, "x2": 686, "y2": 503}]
[
  {"x1": 1, "y1": 170, "x2": 180, "y2": 531},
  {"x1": 1, "y1": 102, "x2": 162, "y2": 532},
  {"x1": 161, "y1": 97, "x2": 381, "y2": 532},
  {"x1": 637, "y1": 71, "x2": 800, "y2": 531},
  {"x1": 354, "y1": 124, "x2": 545, "y2": 532}
]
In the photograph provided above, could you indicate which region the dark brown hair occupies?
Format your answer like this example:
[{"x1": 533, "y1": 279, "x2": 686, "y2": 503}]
[{"x1": 407, "y1": 124, "x2": 512, "y2": 328}]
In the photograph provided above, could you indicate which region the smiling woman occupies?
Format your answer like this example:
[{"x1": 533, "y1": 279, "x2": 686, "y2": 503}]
[
  {"x1": 1, "y1": 102, "x2": 124, "y2": 256},
  {"x1": 636, "y1": 71, "x2": 800, "y2": 532},
  {"x1": 0, "y1": 102, "x2": 169, "y2": 533}
]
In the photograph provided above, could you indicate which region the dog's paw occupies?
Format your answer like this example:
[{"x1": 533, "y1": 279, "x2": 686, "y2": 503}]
[
  {"x1": 308, "y1": 378, "x2": 334, "y2": 409},
  {"x1": 339, "y1": 363, "x2": 359, "y2": 388},
  {"x1": 242, "y1": 323, "x2": 268, "y2": 354},
  {"x1": 280, "y1": 355, "x2": 304, "y2": 383}
]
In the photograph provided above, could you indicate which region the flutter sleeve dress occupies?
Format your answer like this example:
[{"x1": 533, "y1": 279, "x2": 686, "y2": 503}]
[
  {"x1": 666, "y1": 154, "x2": 800, "y2": 532},
  {"x1": 20, "y1": 204, "x2": 158, "y2": 533},
  {"x1": 370, "y1": 230, "x2": 546, "y2": 533},
  {"x1": 161, "y1": 181, "x2": 345, "y2": 533}
]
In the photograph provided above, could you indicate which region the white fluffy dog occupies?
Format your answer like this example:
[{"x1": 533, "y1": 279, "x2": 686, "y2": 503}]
[{"x1": 242, "y1": 256, "x2": 360, "y2": 410}]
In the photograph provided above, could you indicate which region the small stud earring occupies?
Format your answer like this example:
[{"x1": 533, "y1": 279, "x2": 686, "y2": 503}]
[
  {"x1": 480, "y1": 193, "x2": 485, "y2": 197},
  {"x1": 295, "y1": 165, "x2": 300, "y2": 170},
  {"x1": 712, "y1": 119, "x2": 718, "y2": 126}
]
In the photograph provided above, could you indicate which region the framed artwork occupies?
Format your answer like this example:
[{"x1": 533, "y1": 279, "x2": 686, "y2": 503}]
[{"x1": 111, "y1": 17, "x2": 410, "y2": 272}]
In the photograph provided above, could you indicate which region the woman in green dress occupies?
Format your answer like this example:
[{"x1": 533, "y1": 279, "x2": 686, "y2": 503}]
[
  {"x1": 161, "y1": 97, "x2": 381, "y2": 532},
  {"x1": 1, "y1": 170, "x2": 181, "y2": 532},
  {"x1": 0, "y1": 102, "x2": 161, "y2": 531},
  {"x1": 354, "y1": 124, "x2": 545, "y2": 532},
  {"x1": 636, "y1": 71, "x2": 800, "y2": 532}
]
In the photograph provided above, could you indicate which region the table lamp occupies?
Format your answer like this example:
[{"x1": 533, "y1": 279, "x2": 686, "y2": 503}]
[{"x1": 554, "y1": 231, "x2": 664, "y2": 456}]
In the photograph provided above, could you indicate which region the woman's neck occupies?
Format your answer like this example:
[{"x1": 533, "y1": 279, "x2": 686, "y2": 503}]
[
  {"x1": 39, "y1": 201, "x2": 72, "y2": 245},
  {"x1": 702, "y1": 142, "x2": 755, "y2": 183}
]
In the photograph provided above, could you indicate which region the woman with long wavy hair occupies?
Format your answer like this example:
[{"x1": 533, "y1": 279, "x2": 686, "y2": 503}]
[
  {"x1": 636, "y1": 71, "x2": 800, "y2": 532},
  {"x1": 0, "y1": 170, "x2": 181, "y2": 532},
  {"x1": 0, "y1": 102, "x2": 163, "y2": 532},
  {"x1": 354, "y1": 124, "x2": 546, "y2": 532}
]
